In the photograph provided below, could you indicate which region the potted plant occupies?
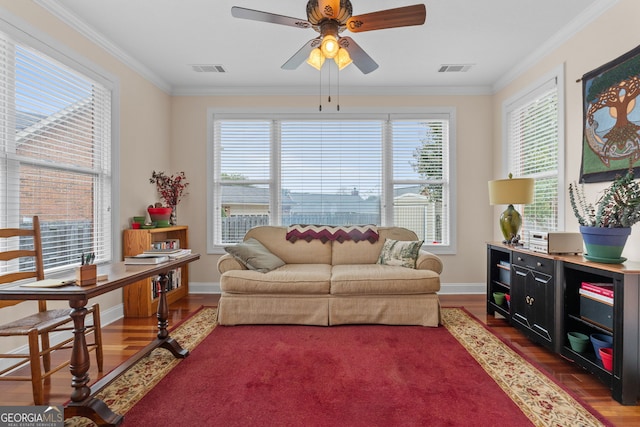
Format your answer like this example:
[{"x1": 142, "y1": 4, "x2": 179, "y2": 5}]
[
  {"x1": 149, "y1": 171, "x2": 189, "y2": 226},
  {"x1": 569, "y1": 168, "x2": 640, "y2": 262}
]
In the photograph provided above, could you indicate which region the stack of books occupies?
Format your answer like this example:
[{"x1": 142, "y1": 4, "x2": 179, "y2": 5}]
[
  {"x1": 579, "y1": 282, "x2": 614, "y2": 305},
  {"x1": 124, "y1": 254, "x2": 170, "y2": 265},
  {"x1": 144, "y1": 248, "x2": 192, "y2": 259},
  {"x1": 124, "y1": 248, "x2": 192, "y2": 265}
]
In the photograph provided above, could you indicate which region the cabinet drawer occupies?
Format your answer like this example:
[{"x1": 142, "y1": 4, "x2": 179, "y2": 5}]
[{"x1": 512, "y1": 253, "x2": 553, "y2": 275}]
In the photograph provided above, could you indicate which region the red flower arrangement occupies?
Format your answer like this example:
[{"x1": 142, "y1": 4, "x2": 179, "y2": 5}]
[{"x1": 149, "y1": 171, "x2": 189, "y2": 208}]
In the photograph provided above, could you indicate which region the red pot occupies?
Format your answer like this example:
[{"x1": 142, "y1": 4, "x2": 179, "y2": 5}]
[
  {"x1": 599, "y1": 347, "x2": 613, "y2": 372},
  {"x1": 147, "y1": 207, "x2": 172, "y2": 223}
]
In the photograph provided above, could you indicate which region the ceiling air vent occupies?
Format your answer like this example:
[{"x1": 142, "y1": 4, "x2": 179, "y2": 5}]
[
  {"x1": 191, "y1": 64, "x2": 227, "y2": 73},
  {"x1": 438, "y1": 64, "x2": 473, "y2": 73}
]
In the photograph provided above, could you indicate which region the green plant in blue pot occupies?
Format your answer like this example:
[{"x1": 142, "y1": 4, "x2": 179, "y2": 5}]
[{"x1": 569, "y1": 168, "x2": 640, "y2": 263}]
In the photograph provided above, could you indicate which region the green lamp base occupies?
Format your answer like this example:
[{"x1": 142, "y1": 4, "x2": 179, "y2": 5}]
[{"x1": 499, "y1": 204, "x2": 523, "y2": 244}]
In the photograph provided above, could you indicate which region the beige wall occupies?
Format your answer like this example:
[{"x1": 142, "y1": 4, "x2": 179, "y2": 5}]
[
  {"x1": 2, "y1": 0, "x2": 639, "y2": 325},
  {"x1": 492, "y1": 0, "x2": 640, "y2": 261},
  {"x1": 171, "y1": 94, "x2": 493, "y2": 289},
  {"x1": 0, "y1": 1, "x2": 171, "y2": 323}
]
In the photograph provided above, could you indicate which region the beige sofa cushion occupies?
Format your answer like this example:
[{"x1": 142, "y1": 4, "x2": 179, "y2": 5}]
[
  {"x1": 245, "y1": 226, "x2": 332, "y2": 265},
  {"x1": 224, "y1": 238, "x2": 285, "y2": 272},
  {"x1": 220, "y1": 264, "x2": 331, "y2": 294},
  {"x1": 330, "y1": 264, "x2": 440, "y2": 295}
]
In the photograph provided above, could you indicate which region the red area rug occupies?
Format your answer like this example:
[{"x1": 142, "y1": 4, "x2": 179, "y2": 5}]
[{"x1": 112, "y1": 308, "x2": 608, "y2": 427}]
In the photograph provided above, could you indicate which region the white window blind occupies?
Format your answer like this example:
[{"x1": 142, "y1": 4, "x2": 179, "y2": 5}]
[
  {"x1": 507, "y1": 78, "x2": 559, "y2": 239},
  {"x1": 281, "y1": 120, "x2": 382, "y2": 226},
  {"x1": 392, "y1": 119, "x2": 449, "y2": 245},
  {"x1": 212, "y1": 113, "x2": 453, "y2": 252},
  {"x1": 0, "y1": 32, "x2": 112, "y2": 273},
  {"x1": 215, "y1": 120, "x2": 272, "y2": 244}
]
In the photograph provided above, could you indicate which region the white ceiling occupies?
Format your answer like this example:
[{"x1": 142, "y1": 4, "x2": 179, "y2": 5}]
[{"x1": 40, "y1": 0, "x2": 613, "y2": 95}]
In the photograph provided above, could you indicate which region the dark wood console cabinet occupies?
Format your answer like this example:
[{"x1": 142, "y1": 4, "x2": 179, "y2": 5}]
[
  {"x1": 486, "y1": 243, "x2": 640, "y2": 405},
  {"x1": 510, "y1": 251, "x2": 558, "y2": 352}
]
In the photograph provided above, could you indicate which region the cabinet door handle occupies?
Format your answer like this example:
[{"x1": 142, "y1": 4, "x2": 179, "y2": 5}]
[
  {"x1": 529, "y1": 297, "x2": 534, "y2": 305},
  {"x1": 518, "y1": 256, "x2": 523, "y2": 261},
  {"x1": 525, "y1": 295, "x2": 530, "y2": 304},
  {"x1": 537, "y1": 262, "x2": 542, "y2": 267}
]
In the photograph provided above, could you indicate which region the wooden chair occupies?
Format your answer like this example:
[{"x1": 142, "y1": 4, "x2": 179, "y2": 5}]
[{"x1": 0, "y1": 216, "x2": 103, "y2": 404}]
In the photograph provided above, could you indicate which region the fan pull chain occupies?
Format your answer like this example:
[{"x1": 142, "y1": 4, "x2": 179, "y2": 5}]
[
  {"x1": 318, "y1": 66, "x2": 322, "y2": 111},
  {"x1": 327, "y1": 64, "x2": 331, "y2": 105},
  {"x1": 337, "y1": 63, "x2": 340, "y2": 111}
]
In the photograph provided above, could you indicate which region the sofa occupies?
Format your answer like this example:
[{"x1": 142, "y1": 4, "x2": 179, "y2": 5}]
[{"x1": 216, "y1": 225, "x2": 443, "y2": 327}]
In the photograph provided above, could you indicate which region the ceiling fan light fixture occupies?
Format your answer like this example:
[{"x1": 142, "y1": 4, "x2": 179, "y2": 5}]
[
  {"x1": 319, "y1": 0, "x2": 341, "y2": 19},
  {"x1": 306, "y1": 48, "x2": 326, "y2": 70},
  {"x1": 320, "y1": 34, "x2": 339, "y2": 59},
  {"x1": 334, "y1": 47, "x2": 352, "y2": 70}
]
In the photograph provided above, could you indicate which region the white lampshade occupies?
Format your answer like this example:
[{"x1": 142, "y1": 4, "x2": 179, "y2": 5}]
[
  {"x1": 306, "y1": 48, "x2": 326, "y2": 70},
  {"x1": 321, "y1": 35, "x2": 339, "y2": 59},
  {"x1": 334, "y1": 48, "x2": 352, "y2": 70},
  {"x1": 488, "y1": 177, "x2": 534, "y2": 205}
]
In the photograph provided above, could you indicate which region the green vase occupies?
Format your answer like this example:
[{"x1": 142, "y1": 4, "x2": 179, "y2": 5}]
[{"x1": 499, "y1": 204, "x2": 522, "y2": 242}]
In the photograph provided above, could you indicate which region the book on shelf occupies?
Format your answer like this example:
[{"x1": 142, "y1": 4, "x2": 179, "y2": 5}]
[
  {"x1": 579, "y1": 288, "x2": 613, "y2": 305},
  {"x1": 149, "y1": 239, "x2": 180, "y2": 252},
  {"x1": 124, "y1": 254, "x2": 170, "y2": 265},
  {"x1": 150, "y1": 269, "x2": 181, "y2": 299},
  {"x1": 580, "y1": 282, "x2": 614, "y2": 298}
]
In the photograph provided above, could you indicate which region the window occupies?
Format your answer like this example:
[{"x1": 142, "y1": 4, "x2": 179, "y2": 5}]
[
  {"x1": 210, "y1": 111, "x2": 455, "y2": 254},
  {"x1": 504, "y1": 68, "x2": 564, "y2": 241},
  {"x1": 0, "y1": 27, "x2": 113, "y2": 274}
]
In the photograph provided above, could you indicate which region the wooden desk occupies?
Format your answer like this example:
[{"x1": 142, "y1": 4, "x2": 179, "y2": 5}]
[{"x1": 0, "y1": 253, "x2": 200, "y2": 426}]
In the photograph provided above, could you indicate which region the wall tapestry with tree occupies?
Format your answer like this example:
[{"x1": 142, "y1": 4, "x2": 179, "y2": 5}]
[{"x1": 580, "y1": 43, "x2": 640, "y2": 183}]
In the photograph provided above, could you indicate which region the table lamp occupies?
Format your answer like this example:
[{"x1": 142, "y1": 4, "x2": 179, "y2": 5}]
[{"x1": 488, "y1": 174, "x2": 534, "y2": 244}]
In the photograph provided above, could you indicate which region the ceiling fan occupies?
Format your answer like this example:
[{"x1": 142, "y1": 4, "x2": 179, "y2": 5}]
[{"x1": 231, "y1": 0, "x2": 426, "y2": 74}]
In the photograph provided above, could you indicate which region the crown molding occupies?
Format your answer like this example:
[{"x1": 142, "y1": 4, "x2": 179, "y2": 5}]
[
  {"x1": 492, "y1": 0, "x2": 619, "y2": 92},
  {"x1": 35, "y1": 0, "x2": 172, "y2": 94},
  {"x1": 171, "y1": 85, "x2": 493, "y2": 97}
]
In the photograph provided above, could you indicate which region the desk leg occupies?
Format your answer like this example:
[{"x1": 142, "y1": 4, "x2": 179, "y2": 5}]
[
  {"x1": 156, "y1": 272, "x2": 189, "y2": 358},
  {"x1": 69, "y1": 299, "x2": 91, "y2": 402},
  {"x1": 65, "y1": 299, "x2": 123, "y2": 426}
]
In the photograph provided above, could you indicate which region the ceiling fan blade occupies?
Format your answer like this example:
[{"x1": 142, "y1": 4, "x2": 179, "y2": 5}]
[
  {"x1": 281, "y1": 38, "x2": 322, "y2": 70},
  {"x1": 338, "y1": 37, "x2": 378, "y2": 74},
  {"x1": 347, "y1": 4, "x2": 426, "y2": 33},
  {"x1": 231, "y1": 6, "x2": 311, "y2": 29}
]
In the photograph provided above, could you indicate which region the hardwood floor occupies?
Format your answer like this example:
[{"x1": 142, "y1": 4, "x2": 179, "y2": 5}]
[{"x1": 0, "y1": 294, "x2": 638, "y2": 426}]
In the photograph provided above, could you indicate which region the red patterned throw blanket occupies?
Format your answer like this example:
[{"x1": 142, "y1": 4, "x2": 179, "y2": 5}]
[{"x1": 286, "y1": 225, "x2": 379, "y2": 244}]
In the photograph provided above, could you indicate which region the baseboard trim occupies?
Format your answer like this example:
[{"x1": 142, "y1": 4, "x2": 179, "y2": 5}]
[
  {"x1": 439, "y1": 283, "x2": 486, "y2": 295},
  {"x1": 190, "y1": 281, "x2": 221, "y2": 294}
]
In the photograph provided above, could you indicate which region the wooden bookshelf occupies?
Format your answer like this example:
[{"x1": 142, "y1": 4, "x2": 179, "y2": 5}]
[{"x1": 123, "y1": 226, "x2": 189, "y2": 317}]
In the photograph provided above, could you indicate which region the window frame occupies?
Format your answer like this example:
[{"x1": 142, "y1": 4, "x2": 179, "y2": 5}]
[
  {"x1": 501, "y1": 65, "x2": 565, "y2": 241},
  {"x1": 0, "y1": 10, "x2": 120, "y2": 272},
  {"x1": 207, "y1": 108, "x2": 457, "y2": 255}
]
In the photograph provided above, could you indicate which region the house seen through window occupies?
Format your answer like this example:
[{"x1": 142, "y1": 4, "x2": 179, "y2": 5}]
[
  {"x1": 212, "y1": 112, "x2": 454, "y2": 253},
  {"x1": 0, "y1": 31, "x2": 113, "y2": 273}
]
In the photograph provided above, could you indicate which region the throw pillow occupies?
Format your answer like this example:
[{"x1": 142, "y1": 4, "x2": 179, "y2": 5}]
[
  {"x1": 376, "y1": 238, "x2": 423, "y2": 269},
  {"x1": 224, "y1": 238, "x2": 285, "y2": 273}
]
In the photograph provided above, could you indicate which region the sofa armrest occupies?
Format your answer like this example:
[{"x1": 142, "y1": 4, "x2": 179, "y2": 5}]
[
  {"x1": 217, "y1": 254, "x2": 247, "y2": 273},
  {"x1": 416, "y1": 250, "x2": 443, "y2": 274}
]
